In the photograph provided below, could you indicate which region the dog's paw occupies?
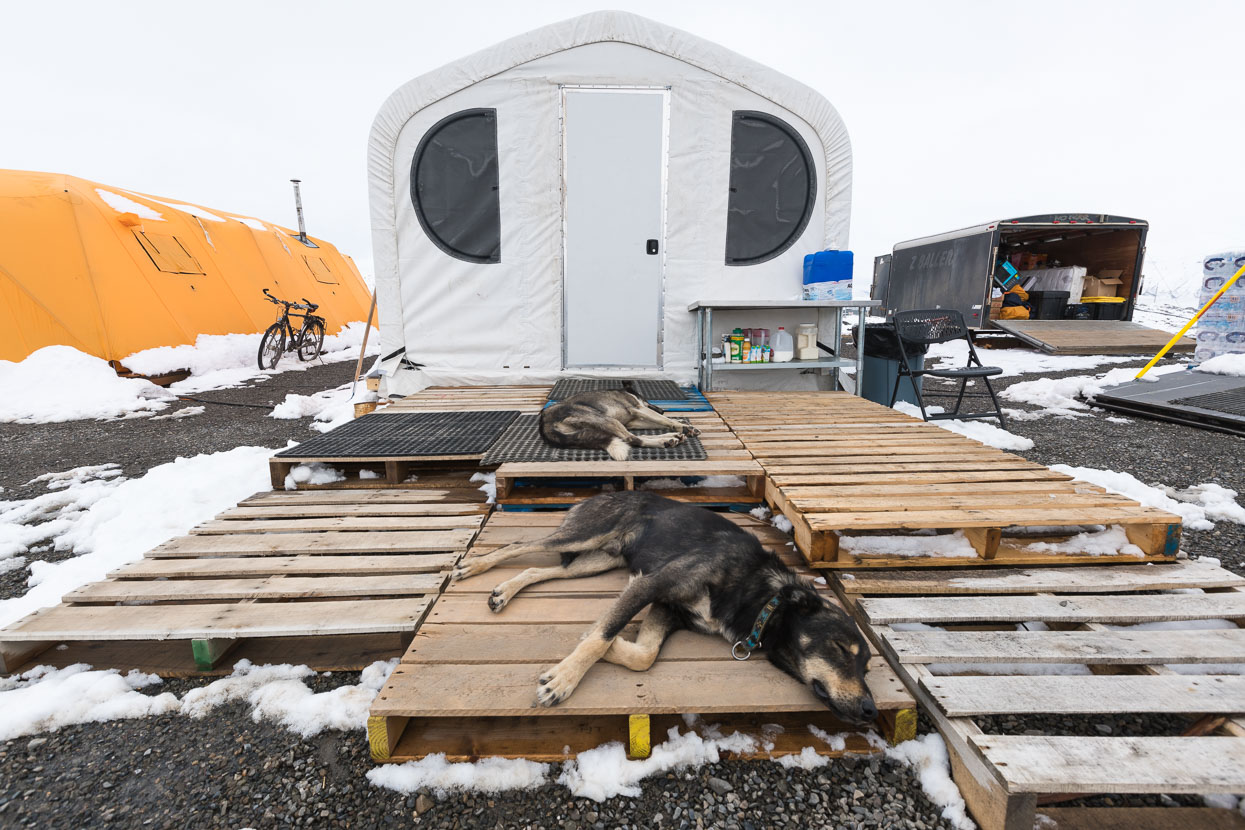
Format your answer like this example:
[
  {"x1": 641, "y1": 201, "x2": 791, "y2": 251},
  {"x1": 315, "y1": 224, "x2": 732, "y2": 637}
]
[
  {"x1": 662, "y1": 433, "x2": 685, "y2": 448},
  {"x1": 535, "y1": 664, "x2": 577, "y2": 707},
  {"x1": 450, "y1": 558, "x2": 487, "y2": 583},
  {"x1": 681, "y1": 424, "x2": 700, "y2": 437},
  {"x1": 488, "y1": 587, "x2": 510, "y2": 613}
]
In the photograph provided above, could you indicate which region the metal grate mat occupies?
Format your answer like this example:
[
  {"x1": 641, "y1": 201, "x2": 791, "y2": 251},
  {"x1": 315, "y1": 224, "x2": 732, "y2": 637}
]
[
  {"x1": 276, "y1": 411, "x2": 520, "y2": 458},
  {"x1": 481, "y1": 413, "x2": 708, "y2": 464}
]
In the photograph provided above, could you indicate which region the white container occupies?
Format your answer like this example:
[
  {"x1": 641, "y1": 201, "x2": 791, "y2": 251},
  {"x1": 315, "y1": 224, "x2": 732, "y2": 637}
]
[
  {"x1": 772, "y1": 327, "x2": 794, "y2": 362},
  {"x1": 796, "y1": 324, "x2": 819, "y2": 360}
]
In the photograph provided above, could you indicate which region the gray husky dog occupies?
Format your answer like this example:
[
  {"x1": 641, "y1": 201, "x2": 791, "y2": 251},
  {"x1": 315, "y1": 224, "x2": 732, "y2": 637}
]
[
  {"x1": 538, "y1": 382, "x2": 700, "y2": 461},
  {"x1": 452, "y1": 492, "x2": 877, "y2": 724}
]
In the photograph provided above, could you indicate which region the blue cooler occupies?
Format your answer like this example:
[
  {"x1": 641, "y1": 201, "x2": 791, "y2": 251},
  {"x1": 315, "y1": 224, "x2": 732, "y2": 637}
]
[{"x1": 803, "y1": 250, "x2": 854, "y2": 300}]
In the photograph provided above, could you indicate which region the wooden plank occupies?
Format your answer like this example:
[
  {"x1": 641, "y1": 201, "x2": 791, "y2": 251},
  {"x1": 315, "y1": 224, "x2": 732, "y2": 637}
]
[
  {"x1": 924, "y1": 675, "x2": 1245, "y2": 717},
  {"x1": 806, "y1": 506, "x2": 1178, "y2": 532},
  {"x1": 789, "y1": 493, "x2": 1135, "y2": 513},
  {"x1": 114, "y1": 553, "x2": 459, "y2": 578},
  {"x1": 241, "y1": 489, "x2": 487, "y2": 505},
  {"x1": 148, "y1": 529, "x2": 476, "y2": 557},
  {"x1": 781, "y1": 481, "x2": 1088, "y2": 498},
  {"x1": 67, "y1": 574, "x2": 446, "y2": 602},
  {"x1": 862, "y1": 593, "x2": 1245, "y2": 625},
  {"x1": 971, "y1": 735, "x2": 1245, "y2": 794},
  {"x1": 407, "y1": 623, "x2": 737, "y2": 664},
  {"x1": 494, "y1": 460, "x2": 762, "y2": 477},
  {"x1": 192, "y1": 515, "x2": 483, "y2": 533},
  {"x1": 770, "y1": 470, "x2": 1067, "y2": 486},
  {"x1": 836, "y1": 560, "x2": 1242, "y2": 595},
  {"x1": 373, "y1": 658, "x2": 912, "y2": 717},
  {"x1": 219, "y1": 503, "x2": 487, "y2": 518},
  {"x1": 1037, "y1": 807, "x2": 1245, "y2": 830},
  {"x1": 0, "y1": 597, "x2": 433, "y2": 641},
  {"x1": 885, "y1": 629, "x2": 1245, "y2": 664}
]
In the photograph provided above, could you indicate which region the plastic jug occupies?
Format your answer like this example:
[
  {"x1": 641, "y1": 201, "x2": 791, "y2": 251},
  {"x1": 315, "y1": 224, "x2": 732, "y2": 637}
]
[
  {"x1": 772, "y1": 327, "x2": 794, "y2": 362},
  {"x1": 796, "y1": 324, "x2": 819, "y2": 360}
]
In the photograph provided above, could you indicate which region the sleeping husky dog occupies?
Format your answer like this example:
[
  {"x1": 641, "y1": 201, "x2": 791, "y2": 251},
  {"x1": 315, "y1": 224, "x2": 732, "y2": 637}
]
[
  {"x1": 451, "y1": 492, "x2": 878, "y2": 724},
  {"x1": 539, "y1": 382, "x2": 700, "y2": 461}
]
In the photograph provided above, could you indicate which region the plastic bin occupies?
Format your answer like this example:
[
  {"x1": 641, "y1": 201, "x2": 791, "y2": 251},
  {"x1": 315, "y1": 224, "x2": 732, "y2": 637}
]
[
  {"x1": 1027, "y1": 290, "x2": 1069, "y2": 320},
  {"x1": 1083, "y1": 297, "x2": 1127, "y2": 321},
  {"x1": 852, "y1": 323, "x2": 926, "y2": 407}
]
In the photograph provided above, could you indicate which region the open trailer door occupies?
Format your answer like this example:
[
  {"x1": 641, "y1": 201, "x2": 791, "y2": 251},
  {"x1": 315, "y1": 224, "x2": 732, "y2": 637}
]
[{"x1": 884, "y1": 223, "x2": 997, "y2": 327}]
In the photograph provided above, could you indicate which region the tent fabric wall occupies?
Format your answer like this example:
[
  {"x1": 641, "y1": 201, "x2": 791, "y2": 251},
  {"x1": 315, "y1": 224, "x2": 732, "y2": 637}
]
[
  {"x1": 368, "y1": 11, "x2": 852, "y2": 394},
  {"x1": 0, "y1": 170, "x2": 373, "y2": 364}
]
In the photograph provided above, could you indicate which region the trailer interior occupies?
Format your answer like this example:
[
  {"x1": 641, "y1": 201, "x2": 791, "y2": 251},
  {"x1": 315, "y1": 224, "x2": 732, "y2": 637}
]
[{"x1": 995, "y1": 221, "x2": 1146, "y2": 320}]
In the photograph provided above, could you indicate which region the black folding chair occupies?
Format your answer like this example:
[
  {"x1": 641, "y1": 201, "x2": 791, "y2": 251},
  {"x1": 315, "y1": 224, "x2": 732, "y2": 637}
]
[{"x1": 890, "y1": 309, "x2": 1007, "y2": 427}]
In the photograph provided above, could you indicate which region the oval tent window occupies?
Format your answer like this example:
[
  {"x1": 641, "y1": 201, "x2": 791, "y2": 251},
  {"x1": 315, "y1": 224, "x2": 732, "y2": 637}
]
[
  {"x1": 410, "y1": 108, "x2": 501, "y2": 264},
  {"x1": 725, "y1": 111, "x2": 816, "y2": 266}
]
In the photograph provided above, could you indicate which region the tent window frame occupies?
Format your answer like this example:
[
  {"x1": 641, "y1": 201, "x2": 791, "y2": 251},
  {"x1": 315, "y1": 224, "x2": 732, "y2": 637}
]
[
  {"x1": 410, "y1": 108, "x2": 502, "y2": 264},
  {"x1": 133, "y1": 230, "x2": 205, "y2": 275},
  {"x1": 724, "y1": 110, "x2": 817, "y2": 267},
  {"x1": 303, "y1": 255, "x2": 338, "y2": 285}
]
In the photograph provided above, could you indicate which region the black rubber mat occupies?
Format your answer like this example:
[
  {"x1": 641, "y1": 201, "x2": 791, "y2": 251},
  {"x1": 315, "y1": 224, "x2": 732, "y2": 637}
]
[
  {"x1": 1171, "y1": 386, "x2": 1245, "y2": 417},
  {"x1": 481, "y1": 413, "x2": 707, "y2": 464},
  {"x1": 276, "y1": 411, "x2": 520, "y2": 458},
  {"x1": 549, "y1": 379, "x2": 688, "y2": 401}
]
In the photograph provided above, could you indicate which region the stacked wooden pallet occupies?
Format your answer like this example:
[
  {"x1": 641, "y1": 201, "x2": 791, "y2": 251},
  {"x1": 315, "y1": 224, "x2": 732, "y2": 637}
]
[
  {"x1": 272, "y1": 386, "x2": 552, "y2": 487},
  {"x1": 494, "y1": 409, "x2": 764, "y2": 506},
  {"x1": 0, "y1": 488, "x2": 485, "y2": 674},
  {"x1": 708, "y1": 391, "x2": 1183, "y2": 568},
  {"x1": 368, "y1": 509, "x2": 916, "y2": 762},
  {"x1": 834, "y1": 560, "x2": 1245, "y2": 830}
]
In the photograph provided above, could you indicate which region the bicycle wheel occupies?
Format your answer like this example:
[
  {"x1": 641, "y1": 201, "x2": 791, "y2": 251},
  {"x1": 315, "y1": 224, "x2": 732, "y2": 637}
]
[
  {"x1": 258, "y1": 323, "x2": 285, "y2": 369},
  {"x1": 297, "y1": 319, "x2": 325, "y2": 362}
]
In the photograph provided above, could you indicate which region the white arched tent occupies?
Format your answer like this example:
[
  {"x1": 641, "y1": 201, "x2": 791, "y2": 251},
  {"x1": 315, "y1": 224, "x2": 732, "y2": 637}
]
[{"x1": 369, "y1": 10, "x2": 852, "y2": 395}]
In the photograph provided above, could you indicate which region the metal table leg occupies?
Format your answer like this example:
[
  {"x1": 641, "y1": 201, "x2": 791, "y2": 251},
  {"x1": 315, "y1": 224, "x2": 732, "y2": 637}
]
[{"x1": 856, "y1": 304, "x2": 867, "y2": 397}]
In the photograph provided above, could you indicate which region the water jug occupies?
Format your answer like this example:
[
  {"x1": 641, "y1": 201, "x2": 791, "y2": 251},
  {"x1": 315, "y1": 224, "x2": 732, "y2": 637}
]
[
  {"x1": 772, "y1": 327, "x2": 794, "y2": 362},
  {"x1": 796, "y1": 324, "x2": 819, "y2": 360}
]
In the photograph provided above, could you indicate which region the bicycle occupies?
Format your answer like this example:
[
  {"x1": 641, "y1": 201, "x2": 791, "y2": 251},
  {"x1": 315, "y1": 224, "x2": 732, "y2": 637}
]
[{"x1": 257, "y1": 288, "x2": 326, "y2": 369}]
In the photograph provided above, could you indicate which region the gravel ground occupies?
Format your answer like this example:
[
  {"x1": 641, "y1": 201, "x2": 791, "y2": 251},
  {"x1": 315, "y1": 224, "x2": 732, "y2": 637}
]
[{"x1": 1, "y1": 353, "x2": 1242, "y2": 828}]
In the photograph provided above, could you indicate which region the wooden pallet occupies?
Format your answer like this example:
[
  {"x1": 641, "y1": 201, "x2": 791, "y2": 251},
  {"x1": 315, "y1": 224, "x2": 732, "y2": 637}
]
[
  {"x1": 708, "y1": 391, "x2": 1183, "y2": 568},
  {"x1": 0, "y1": 489, "x2": 486, "y2": 674},
  {"x1": 494, "y1": 410, "x2": 765, "y2": 506},
  {"x1": 833, "y1": 560, "x2": 1245, "y2": 830},
  {"x1": 367, "y1": 509, "x2": 916, "y2": 762}
]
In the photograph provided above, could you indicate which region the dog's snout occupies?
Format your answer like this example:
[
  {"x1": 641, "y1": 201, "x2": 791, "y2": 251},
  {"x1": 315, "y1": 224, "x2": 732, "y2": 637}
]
[{"x1": 859, "y1": 698, "x2": 878, "y2": 722}]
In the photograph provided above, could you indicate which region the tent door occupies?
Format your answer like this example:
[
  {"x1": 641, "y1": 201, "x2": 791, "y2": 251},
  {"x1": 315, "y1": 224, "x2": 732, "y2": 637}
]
[{"x1": 562, "y1": 87, "x2": 668, "y2": 369}]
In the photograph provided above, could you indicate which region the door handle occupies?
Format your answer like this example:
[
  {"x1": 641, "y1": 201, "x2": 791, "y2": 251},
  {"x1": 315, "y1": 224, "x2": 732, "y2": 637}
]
[{"x1": 646, "y1": 239, "x2": 659, "y2": 255}]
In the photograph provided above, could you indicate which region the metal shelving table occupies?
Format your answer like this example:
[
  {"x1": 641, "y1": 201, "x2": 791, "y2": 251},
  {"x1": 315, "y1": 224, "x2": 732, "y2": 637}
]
[{"x1": 688, "y1": 300, "x2": 882, "y2": 393}]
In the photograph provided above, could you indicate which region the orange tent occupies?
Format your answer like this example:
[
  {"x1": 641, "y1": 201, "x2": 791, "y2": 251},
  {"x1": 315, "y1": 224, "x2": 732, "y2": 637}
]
[{"x1": 0, "y1": 169, "x2": 373, "y2": 363}]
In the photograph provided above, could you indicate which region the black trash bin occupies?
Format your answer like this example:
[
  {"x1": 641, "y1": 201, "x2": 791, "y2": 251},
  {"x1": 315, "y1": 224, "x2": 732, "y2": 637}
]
[{"x1": 852, "y1": 323, "x2": 928, "y2": 406}]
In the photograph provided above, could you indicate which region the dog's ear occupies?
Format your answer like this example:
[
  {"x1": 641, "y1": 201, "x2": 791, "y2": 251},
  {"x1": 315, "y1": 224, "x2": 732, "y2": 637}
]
[{"x1": 778, "y1": 582, "x2": 823, "y2": 615}]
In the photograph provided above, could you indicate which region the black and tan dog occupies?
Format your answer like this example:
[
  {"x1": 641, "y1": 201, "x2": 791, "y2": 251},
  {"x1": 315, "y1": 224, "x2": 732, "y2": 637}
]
[
  {"x1": 451, "y1": 492, "x2": 878, "y2": 724},
  {"x1": 539, "y1": 382, "x2": 700, "y2": 461}
]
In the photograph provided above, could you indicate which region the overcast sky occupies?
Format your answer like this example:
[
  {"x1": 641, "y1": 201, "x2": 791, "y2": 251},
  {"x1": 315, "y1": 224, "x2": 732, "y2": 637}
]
[{"x1": 4, "y1": 0, "x2": 1242, "y2": 300}]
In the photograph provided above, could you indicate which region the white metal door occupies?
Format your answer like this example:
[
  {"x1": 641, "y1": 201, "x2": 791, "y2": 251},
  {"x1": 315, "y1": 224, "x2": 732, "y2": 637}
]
[{"x1": 563, "y1": 88, "x2": 667, "y2": 368}]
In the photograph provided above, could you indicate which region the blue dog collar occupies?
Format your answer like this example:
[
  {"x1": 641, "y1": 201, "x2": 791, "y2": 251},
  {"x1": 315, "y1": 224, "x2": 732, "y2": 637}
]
[{"x1": 732, "y1": 594, "x2": 782, "y2": 661}]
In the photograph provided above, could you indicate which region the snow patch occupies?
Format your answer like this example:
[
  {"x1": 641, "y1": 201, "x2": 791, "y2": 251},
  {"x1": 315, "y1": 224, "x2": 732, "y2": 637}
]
[
  {"x1": 471, "y1": 472, "x2": 496, "y2": 505},
  {"x1": 1022, "y1": 526, "x2": 1145, "y2": 557},
  {"x1": 0, "y1": 346, "x2": 173, "y2": 423},
  {"x1": 1198, "y1": 353, "x2": 1245, "y2": 377},
  {"x1": 270, "y1": 383, "x2": 358, "y2": 434},
  {"x1": 133, "y1": 194, "x2": 226, "y2": 222},
  {"x1": 771, "y1": 514, "x2": 793, "y2": 534},
  {"x1": 925, "y1": 340, "x2": 1141, "y2": 378},
  {"x1": 367, "y1": 755, "x2": 550, "y2": 796},
  {"x1": 94, "y1": 188, "x2": 163, "y2": 220},
  {"x1": 232, "y1": 216, "x2": 268, "y2": 231},
  {"x1": 1002, "y1": 364, "x2": 1183, "y2": 418},
  {"x1": 283, "y1": 463, "x2": 346, "y2": 490},
  {"x1": 150, "y1": 405, "x2": 205, "y2": 421},
  {"x1": 0, "y1": 446, "x2": 274, "y2": 628},
  {"x1": 640, "y1": 475, "x2": 746, "y2": 490},
  {"x1": 181, "y1": 658, "x2": 396, "y2": 736},
  {"x1": 0, "y1": 664, "x2": 179, "y2": 740},
  {"x1": 886, "y1": 733, "x2": 974, "y2": 830},
  {"x1": 1053, "y1": 465, "x2": 1243, "y2": 531},
  {"x1": 842, "y1": 531, "x2": 976, "y2": 559},
  {"x1": 893, "y1": 402, "x2": 1033, "y2": 450}
]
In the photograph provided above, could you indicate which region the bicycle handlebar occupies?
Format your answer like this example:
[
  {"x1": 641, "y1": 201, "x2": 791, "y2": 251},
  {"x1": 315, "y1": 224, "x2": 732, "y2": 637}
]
[{"x1": 262, "y1": 288, "x2": 318, "y2": 313}]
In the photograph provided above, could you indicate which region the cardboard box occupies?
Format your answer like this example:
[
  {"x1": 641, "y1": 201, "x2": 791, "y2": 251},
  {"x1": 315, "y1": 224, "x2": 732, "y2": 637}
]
[{"x1": 1083, "y1": 269, "x2": 1124, "y2": 298}]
